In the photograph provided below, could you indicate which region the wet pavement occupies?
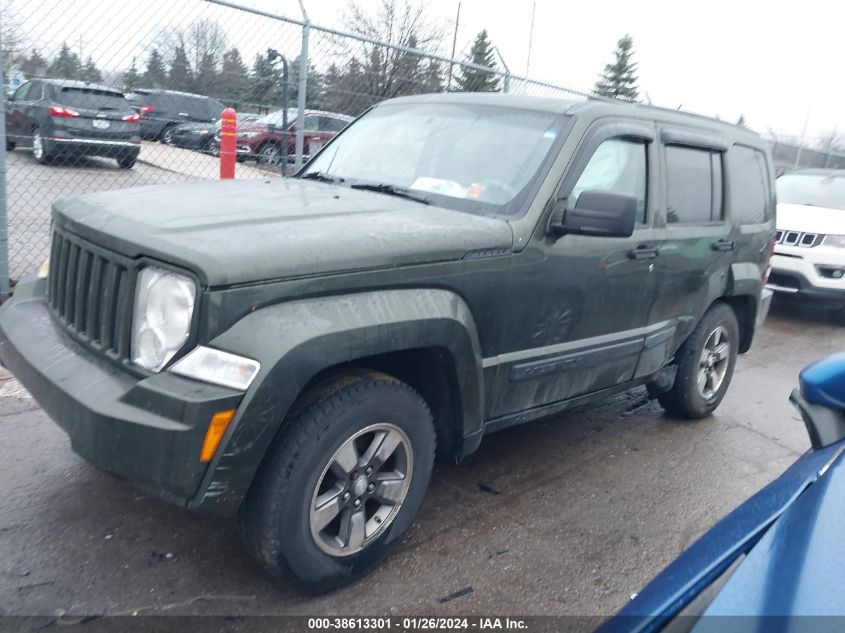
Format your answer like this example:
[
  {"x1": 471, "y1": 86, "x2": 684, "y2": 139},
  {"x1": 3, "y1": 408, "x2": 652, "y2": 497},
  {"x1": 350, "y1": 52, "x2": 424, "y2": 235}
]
[{"x1": 0, "y1": 299, "x2": 840, "y2": 618}]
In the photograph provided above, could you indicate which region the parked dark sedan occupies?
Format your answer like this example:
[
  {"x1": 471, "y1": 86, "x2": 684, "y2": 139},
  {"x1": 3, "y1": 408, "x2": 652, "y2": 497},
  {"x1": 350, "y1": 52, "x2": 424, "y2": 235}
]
[
  {"x1": 126, "y1": 89, "x2": 224, "y2": 142},
  {"x1": 167, "y1": 113, "x2": 259, "y2": 154},
  {"x1": 600, "y1": 352, "x2": 845, "y2": 632},
  {"x1": 5, "y1": 78, "x2": 141, "y2": 168}
]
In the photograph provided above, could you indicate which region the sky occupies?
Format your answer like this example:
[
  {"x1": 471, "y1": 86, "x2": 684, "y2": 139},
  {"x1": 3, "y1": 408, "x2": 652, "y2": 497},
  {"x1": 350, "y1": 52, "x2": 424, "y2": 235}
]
[{"x1": 7, "y1": 0, "x2": 843, "y2": 143}]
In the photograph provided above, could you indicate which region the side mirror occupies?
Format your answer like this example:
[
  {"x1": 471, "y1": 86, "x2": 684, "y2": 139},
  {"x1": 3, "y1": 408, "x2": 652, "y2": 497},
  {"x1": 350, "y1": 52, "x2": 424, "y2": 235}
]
[{"x1": 549, "y1": 190, "x2": 637, "y2": 238}]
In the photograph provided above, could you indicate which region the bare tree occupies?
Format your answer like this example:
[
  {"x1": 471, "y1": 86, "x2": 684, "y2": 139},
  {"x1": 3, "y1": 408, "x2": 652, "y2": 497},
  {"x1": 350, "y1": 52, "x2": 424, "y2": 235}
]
[
  {"x1": 154, "y1": 18, "x2": 228, "y2": 93},
  {"x1": 817, "y1": 129, "x2": 842, "y2": 154},
  {"x1": 338, "y1": 0, "x2": 445, "y2": 104},
  {"x1": 0, "y1": 3, "x2": 27, "y2": 71}
]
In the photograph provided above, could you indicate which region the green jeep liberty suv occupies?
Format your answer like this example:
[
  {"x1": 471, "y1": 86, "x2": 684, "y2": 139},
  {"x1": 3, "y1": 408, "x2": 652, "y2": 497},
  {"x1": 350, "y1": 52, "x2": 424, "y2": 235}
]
[{"x1": 0, "y1": 93, "x2": 775, "y2": 592}]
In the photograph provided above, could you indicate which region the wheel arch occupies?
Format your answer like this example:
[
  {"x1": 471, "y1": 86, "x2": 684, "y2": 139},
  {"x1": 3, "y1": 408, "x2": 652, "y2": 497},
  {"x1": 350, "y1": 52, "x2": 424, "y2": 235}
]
[{"x1": 188, "y1": 288, "x2": 484, "y2": 514}]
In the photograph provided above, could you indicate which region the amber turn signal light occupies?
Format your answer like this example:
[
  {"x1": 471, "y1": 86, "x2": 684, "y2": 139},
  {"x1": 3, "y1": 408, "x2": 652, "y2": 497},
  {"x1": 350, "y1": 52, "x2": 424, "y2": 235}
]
[{"x1": 200, "y1": 409, "x2": 237, "y2": 463}]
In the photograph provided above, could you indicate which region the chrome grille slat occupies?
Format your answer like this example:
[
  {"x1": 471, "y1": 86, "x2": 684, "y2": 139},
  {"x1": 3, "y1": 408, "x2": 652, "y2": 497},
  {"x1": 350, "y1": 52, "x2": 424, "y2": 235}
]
[
  {"x1": 46, "y1": 227, "x2": 133, "y2": 361},
  {"x1": 775, "y1": 229, "x2": 825, "y2": 248}
]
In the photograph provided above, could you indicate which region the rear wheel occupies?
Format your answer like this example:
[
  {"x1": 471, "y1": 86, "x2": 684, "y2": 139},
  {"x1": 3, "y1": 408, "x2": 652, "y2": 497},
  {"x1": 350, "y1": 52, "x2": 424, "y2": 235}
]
[
  {"x1": 31, "y1": 127, "x2": 51, "y2": 164},
  {"x1": 241, "y1": 370, "x2": 435, "y2": 593},
  {"x1": 652, "y1": 303, "x2": 739, "y2": 419},
  {"x1": 117, "y1": 153, "x2": 137, "y2": 169},
  {"x1": 5, "y1": 140, "x2": 14, "y2": 151}
]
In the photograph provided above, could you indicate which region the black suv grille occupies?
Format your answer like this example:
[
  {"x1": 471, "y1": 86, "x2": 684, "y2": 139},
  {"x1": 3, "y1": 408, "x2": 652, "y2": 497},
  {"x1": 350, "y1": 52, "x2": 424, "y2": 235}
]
[{"x1": 47, "y1": 227, "x2": 134, "y2": 361}]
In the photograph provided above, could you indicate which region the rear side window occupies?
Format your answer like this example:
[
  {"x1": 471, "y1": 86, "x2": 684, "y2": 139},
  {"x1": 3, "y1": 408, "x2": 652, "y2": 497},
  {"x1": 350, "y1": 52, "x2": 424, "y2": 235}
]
[
  {"x1": 730, "y1": 146, "x2": 770, "y2": 224},
  {"x1": 59, "y1": 88, "x2": 128, "y2": 111},
  {"x1": 320, "y1": 116, "x2": 348, "y2": 133},
  {"x1": 27, "y1": 82, "x2": 42, "y2": 100},
  {"x1": 570, "y1": 138, "x2": 648, "y2": 223},
  {"x1": 666, "y1": 146, "x2": 723, "y2": 224}
]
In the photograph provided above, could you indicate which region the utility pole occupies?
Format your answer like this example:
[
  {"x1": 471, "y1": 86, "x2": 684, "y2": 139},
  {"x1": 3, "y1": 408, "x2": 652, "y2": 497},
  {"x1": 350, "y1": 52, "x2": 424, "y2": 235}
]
[
  {"x1": 526, "y1": 1, "x2": 536, "y2": 76},
  {"x1": 446, "y1": 1, "x2": 461, "y2": 92},
  {"x1": 794, "y1": 104, "x2": 812, "y2": 169}
]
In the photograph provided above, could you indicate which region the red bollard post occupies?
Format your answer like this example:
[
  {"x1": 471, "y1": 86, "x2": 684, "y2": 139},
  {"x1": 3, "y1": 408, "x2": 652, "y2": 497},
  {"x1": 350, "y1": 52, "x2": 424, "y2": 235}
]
[{"x1": 219, "y1": 107, "x2": 236, "y2": 180}]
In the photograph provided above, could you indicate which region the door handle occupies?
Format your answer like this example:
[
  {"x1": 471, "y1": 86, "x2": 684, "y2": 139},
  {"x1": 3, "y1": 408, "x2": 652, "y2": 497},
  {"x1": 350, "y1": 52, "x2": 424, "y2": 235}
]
[
  {"x1": 628, "y1": 244, "x2": 660, "y2": 260},
  {"x1": 711, "y1": 239, "x2": 736, "y2": 252}
]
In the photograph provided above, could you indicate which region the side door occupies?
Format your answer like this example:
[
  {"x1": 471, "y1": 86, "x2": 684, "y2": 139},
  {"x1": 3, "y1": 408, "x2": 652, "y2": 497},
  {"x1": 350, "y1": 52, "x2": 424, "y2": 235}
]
[
  {"x1": 648, "y1": 129, "x2": 732, "y2": 347},
  {"x1": 488, "y1": 121, "x2": 662, "y2": 419},
  {"x1": 6, "y1": 82, "x2": 31, "y2": 145}
]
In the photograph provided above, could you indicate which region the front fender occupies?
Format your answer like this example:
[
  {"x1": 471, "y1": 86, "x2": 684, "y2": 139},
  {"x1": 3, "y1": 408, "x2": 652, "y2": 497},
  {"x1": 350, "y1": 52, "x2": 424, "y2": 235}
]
[{"x1": 188, "y1": 288, "x2": 484, "y2": 514}]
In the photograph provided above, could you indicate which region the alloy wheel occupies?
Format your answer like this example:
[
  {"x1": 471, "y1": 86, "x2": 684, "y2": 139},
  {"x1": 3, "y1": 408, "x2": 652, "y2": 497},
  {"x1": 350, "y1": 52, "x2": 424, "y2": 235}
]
[
  {"x1": 698, "y1": 325, "x2": 730, "y2": 399},
  {"x1": 32, "y1": 130, "x2": 43, "y2": 160},
  {"x1": 309, "y1": 423, "x2": 413, "y2": 557}
]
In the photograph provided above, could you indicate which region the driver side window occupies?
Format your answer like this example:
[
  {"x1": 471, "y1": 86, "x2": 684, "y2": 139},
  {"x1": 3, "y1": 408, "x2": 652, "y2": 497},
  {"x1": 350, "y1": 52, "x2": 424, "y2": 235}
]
[
  {"x1": 570, "y1": 138, "x2": 647, "y2": 223},
  {"x1": 12, "y1": 82, "x2": 30, "y2": 102}
]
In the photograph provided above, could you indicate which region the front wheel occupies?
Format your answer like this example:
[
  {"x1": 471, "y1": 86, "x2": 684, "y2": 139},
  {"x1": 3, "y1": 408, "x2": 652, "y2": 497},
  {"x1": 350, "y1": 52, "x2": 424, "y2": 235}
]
[
  {"x1": 117, "y1": 153, "x2": 137, "y2": 169},
  {"x1": 5, "y1": 140, "x2": 14, "y2": 151},
  {"x1": 652, "y1": 302, "x2": 739, "y2": 419},
  {"x1": 241, "y1": 370, "x2": 435, "y2": 593},
  {"x1": 258, "y1": 143, "x2": 283, "y2": 167}
]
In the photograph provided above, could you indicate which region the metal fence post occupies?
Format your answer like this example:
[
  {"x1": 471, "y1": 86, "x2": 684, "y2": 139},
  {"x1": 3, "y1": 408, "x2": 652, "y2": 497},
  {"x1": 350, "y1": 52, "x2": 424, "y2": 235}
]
[
  {"x1": 295, "y1": 20, "x2": 309, "y2": 170},
  {"x1": 0, "y1": 44, "x2": 10, "y2": 297}
]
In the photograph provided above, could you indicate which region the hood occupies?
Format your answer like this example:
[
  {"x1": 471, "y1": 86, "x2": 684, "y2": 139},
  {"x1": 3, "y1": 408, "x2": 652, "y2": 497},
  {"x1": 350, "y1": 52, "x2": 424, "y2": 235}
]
[
  {"x1": 699, "y1": 445, "x2": 845, "y2": 616},
  {"x1": 53, "y1": 178, "x2": 513, "y2": 287},
  {"x1": 777, "y1": 202, "x2": 845, "y2": 234}
]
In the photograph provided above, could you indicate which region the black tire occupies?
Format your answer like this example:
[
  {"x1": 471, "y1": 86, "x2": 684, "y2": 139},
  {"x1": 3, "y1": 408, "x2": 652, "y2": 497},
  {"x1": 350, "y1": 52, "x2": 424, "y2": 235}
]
[
  {"x1": 258, "y1": 142, "x2": 283, "y2": 166},
  {"x1": 159, "y1": 125, "x2": 175, "y2": 145},
  {"x1": 117, "y1": 153, "x2": 137, "y2": 169},
  {"x1": 5, "y1": 140, "x2": 14, "y2": 151},
  {"x1": 830, "y1": 305, "x2": 845, "y2": 326},
  {"x1": 654, "y1": 302, "x2": 739, "y2": 419},
  {"x1": 241, "y1": 370, "x2": 435, "y2": 594},
  {"x1": 31, "y1": 126, "x2": 52, "y2": 164}
]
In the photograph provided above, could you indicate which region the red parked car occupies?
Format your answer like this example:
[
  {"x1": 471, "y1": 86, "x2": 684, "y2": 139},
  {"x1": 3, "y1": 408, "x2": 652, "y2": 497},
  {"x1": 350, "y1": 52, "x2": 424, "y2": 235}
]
[{"x1": 216, "y1": 108, "x2": 353, "y2": 166}]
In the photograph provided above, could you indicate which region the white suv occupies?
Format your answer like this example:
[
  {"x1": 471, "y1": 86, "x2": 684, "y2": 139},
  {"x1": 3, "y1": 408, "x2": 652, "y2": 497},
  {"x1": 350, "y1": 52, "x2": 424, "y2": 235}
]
[{"x1": 769, "y1": 169, "x2": 845, "y2": 319}]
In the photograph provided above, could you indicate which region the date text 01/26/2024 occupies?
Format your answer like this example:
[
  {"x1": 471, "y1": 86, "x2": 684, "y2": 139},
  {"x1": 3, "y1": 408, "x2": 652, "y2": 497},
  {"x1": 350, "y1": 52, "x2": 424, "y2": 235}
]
[{"x1": 307, "y1": 617, "x2": 529, "y2": 630}]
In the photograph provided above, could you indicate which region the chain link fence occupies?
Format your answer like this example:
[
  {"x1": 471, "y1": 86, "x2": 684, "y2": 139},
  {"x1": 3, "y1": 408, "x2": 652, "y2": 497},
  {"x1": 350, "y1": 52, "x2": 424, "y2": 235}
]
[
  {"x1": 0, "y1": 0, "x2": 595, "y2": 287},
  {"x1": 3, "y1": 0, "x2": 840, "y2": 290}
]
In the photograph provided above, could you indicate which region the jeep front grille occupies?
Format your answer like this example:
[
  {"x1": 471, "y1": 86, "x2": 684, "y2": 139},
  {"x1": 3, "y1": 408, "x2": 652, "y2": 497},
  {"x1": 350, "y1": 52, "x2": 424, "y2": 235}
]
[
  {"x1": 47, "y1": 227, "x2": 134, "y2": 361},
  {"x1": 775, "y1": 229, "x2": 824, "y2": 248}
]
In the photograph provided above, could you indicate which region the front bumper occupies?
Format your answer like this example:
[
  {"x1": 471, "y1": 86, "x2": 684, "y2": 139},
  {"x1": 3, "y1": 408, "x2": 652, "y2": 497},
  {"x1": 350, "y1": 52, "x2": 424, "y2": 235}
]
[
  {"x1": 769, "y1": 250, "x2": 845, "y2": 306},
  {"x1": 0, "y1": 278, "x2": 243, "y2": 509}
]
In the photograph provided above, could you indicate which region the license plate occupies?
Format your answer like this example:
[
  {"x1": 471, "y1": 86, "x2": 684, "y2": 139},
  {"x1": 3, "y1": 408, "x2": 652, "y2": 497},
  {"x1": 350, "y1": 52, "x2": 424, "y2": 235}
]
[{"x1": 92, "y1": 120, "x2": 110, "y2": 129}]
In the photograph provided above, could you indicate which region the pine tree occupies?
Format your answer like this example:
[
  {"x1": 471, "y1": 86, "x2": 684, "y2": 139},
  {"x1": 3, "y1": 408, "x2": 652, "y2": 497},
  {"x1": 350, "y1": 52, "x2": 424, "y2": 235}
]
[
  {"x1": 736, "y1": 114, "x2": 747, "y2": 127},
  {"x1": 80, "y1": 56, "x2": 102, "y2": 83},
  {"x1": 248, "y1": 52, "x2": 282, "y2": 106},
  {"x1": 420, "y1": 58, "x2": 444, "y2": 93},
  {"x1": 143, "y1": 49, "x2": 167, "y2": 88},
  {"x1": 123, "y1": 57, "x2": 140, "y2": 91},
  {"x1": 593, "y1": 34, "x2": 640, "y2": 102},
  {"x1": 455, "y1": 30, "x2": 501, "y2": 93},
  {"x1": 194, "y1": 51, "x2": 218, "y2": 95},
  {"x1": 18, "y1": 49, "x2": 48, "y2": 77},
  {"x1": 219, "y1": 48, "x2": 249, "y2": 105},
  {"x1": 46, "y1": 43, "x2": 81, "y2": 80},
  {"x1": 167, "y1": 46, "x2": 192, "y2": 91}
]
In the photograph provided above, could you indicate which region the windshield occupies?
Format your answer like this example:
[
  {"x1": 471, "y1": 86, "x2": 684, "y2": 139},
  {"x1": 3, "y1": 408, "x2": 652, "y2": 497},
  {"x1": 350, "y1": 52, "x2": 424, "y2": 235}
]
[
  {"x1": 777, "y1": 173, "x2": 845, "y2": 211},
  {"x1": 302, "y1": 102, "x2": 567, "y2": 215},
  {"x1": 57, "y1": 87, "x2": 128, "y2": 111},
  {"x1": 258, "y1": 108, "x2": 297, "y2": 127}
]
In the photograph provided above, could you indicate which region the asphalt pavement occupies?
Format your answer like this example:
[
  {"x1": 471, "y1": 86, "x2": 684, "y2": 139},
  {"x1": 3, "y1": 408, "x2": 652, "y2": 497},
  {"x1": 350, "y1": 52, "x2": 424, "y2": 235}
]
[{"x1": 0, "y1": 298, "x2": 838, "y2": 619}]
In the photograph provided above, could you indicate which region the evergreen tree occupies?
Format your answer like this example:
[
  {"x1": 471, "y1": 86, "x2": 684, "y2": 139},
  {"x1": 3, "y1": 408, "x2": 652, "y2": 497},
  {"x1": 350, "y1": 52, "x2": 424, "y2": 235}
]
[
  {"x1": 80, "y1": 56, "x2": 102, "y2": 83},
  {"x1": 455, "y1": 30, "x2": 501, "y2": 93},
  {"x1": 248, "y1": 52, "x2": 282, "y2": 106},
  {"x1": 593, "y1": 34, "x2": 640, "y2": 102},
  {"x1": 46, "y1": 43, "x2": 81, "y2": 80},
  {"x1": 143, "y1": 49, "x2": 167, "y2": 88},
  {"x1": 218, "y1": 48, "x2": 249, "y2": 105},
  {"x1": 736, "y1": 114, "x2": 747, "y2": 127},
  {"x1": 123, "y1": 57, "x2": 140, "y2": 91},
  {"x1": 167, "y1": 46, "x2": 192, "y2": 91},
  {"x1": 18, "y1": 49, "x2": 48, "y2": 77},
  {"x1": 194, "y1": 51, "x2": 219, "y2": 95},
  {"x1": 420, "y1": 58, "x2": 444, "y2": 93}
]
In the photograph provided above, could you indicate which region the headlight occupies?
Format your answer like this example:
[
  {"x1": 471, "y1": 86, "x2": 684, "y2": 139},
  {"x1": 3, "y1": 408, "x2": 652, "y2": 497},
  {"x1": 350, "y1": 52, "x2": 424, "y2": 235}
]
[
  {"x1": 823, "y1": 235, "x2": 845, "y2": 248},
  {"x1": 37, "y1": 257, "x2": 50, "y2": 279},
  {"x1": 192, "y1": 129, "x2": 209, "y2": 134},
  {"x1": 170, "y1": 346, "x2": 260, "y2": 390},
  {"x1": 131, "y1": 267, "x2": 196, "y2": 372},
  {"x1": 238, "y1": 131, "x2": 258, "y2": 138}
]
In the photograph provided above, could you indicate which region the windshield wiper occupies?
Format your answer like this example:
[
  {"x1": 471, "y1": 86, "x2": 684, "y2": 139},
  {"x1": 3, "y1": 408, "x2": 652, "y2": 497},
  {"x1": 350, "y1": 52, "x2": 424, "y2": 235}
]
[
  {"x1": 300, "y1": 171, "x2": 343, "y2": 184},
  {"x1": 349, "y1": 182, "x2": 430, "y2": 205}
]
